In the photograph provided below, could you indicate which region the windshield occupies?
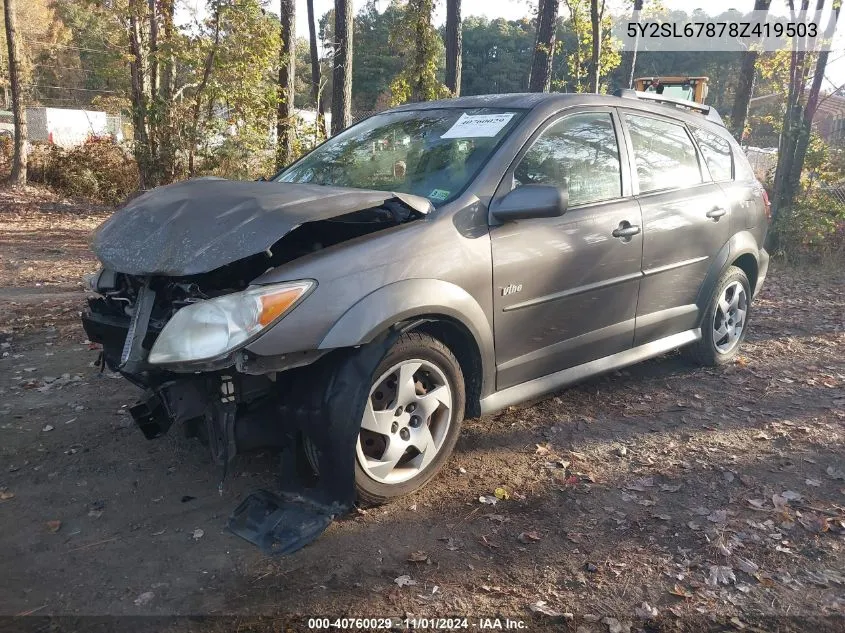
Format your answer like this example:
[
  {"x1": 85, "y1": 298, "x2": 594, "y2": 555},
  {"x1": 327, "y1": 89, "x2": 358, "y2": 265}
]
[
  {"x1": 646, "y1": 84, "x2": 696, "y2": 101},
  {"x1": 275, "y1": 108, "x2": 525, "y2": 205}
]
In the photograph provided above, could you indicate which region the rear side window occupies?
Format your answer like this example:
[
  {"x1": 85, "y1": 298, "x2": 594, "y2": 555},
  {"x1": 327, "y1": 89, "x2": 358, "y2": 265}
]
[
  {"x1": 733, "y1": 149, "x2": 758, "y2": 182},
  {"x1": 691, "y1": 128, "x2": 733, "y2": 181},
  {"x1": 624, "y1": 114, "x2": 703, "y2": 193},
  {"x1": 513, "y1": 112, "x2": 622, "y2": 207}
]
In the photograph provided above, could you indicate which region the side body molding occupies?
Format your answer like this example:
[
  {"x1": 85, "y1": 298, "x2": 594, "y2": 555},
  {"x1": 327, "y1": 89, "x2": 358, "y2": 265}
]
[{"x1": 318, "y1": 279, "x2": 496, "y2": 397}]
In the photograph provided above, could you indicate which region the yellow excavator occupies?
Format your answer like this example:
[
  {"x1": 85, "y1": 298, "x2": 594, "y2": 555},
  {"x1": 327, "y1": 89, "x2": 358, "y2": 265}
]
[{"x1": 634, "y1": 76, "x2": 710, "y2": 104}]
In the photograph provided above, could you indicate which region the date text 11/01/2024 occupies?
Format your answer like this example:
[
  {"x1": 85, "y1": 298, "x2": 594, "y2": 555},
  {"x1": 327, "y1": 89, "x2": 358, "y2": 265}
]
[{"x1": 307, "y1": 617, "x2": 527, "y2": 630}]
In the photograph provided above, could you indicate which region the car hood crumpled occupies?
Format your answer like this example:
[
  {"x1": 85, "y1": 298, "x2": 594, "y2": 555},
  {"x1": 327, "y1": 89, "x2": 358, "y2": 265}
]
[{"x1": 91, "y1": 178, "x2": 432, "y2": 276}]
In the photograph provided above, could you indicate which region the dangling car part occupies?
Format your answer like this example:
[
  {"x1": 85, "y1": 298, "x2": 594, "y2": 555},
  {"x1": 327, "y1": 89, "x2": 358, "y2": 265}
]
[{"x1": 82, "y1": 96, "x2": 770, "y2": 555}]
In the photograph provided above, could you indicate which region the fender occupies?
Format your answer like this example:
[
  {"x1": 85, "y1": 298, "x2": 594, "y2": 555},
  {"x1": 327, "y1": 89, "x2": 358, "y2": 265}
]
[
  {"x1": 694, "y1": 230, "x2": 760, "y2": 327},
  {"x1": 318, "y1": 278, "x2": 496, "y2": 398}
]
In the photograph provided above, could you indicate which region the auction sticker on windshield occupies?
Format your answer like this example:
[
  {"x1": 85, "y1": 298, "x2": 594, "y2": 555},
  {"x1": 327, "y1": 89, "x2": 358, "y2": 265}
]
[{"x1": 441, "y1": 112, "x2": 516, "y2": 139}]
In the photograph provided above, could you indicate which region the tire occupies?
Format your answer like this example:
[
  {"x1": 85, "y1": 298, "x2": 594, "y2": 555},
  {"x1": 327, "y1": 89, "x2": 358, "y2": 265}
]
[
  {"x1": 304, "y1": 332, "x2": 465, "y2": 506},
  {"x1": 685, "y1": 265, "x2": 751, "y2": 367},
  {"x1": 355, "y1": 332, "x2": 465, "y2": 505}
]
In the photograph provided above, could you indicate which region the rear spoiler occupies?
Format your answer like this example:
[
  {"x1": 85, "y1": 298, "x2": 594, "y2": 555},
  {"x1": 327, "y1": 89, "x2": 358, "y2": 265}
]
[{"x1": 615, "y1": 89, "x2": 724, "y2": 126}]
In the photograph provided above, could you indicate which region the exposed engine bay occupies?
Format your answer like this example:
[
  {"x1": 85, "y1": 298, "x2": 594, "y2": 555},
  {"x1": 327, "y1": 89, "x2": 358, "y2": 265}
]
[{"x1": 82, "y1": 179, "x2": 429, "y2": 554}]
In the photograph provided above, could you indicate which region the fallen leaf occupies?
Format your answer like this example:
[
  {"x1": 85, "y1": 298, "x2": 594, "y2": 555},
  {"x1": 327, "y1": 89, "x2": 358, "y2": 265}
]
[
  {"x1": 438, "y1": 537, "x2": 460, "y2": 551},
  {"x1": 42, "y1": 424, "x2": 54, "y2": 432},
  {"x1": 407, "y1": 550, "x2": 429, "y2": 563},
  {"x1": 191, "y1": 528, "x2": 204, "y2": 540},
  {"x1": 806, "y1": 478, "x2": 822, "y2": 487},
  {"x1": 625, "y1": 477, "x2": 654, "y2": 492},
  {"x1": 805, "y1": 570, "x2": 845, "y2": 586},
  {"x1": 707, "y1": 509, "x2": 728, "y2": 523},
  {"x1": 826, "y1": 465, "x2": 845, "y2": 481},
  {"x1": 669, "y1": 584, "x2": 694, "y2": 598},
  {"x1": 772, "y1": 494, "x2": 789, "y2": 510},
  {"x1": 528, "y1": 600, "x2": 569, "y2": 618},
  {"x1": 603, "y1": 616, "x2": 626, "y2": 633},
  {"x1": 635, "y1": 602, "x2": 659, "y2": 619},
  {"x1": 494, "y1": 487, "x2": 511, "y2": 500},
  {"x1": 134, "y1": 591, "x2": 154, "y2": 606},
  {"x1": 781, "y1": 490, "x2": 802, "y2": 501},
  {"x1": 747, "y1": 498, "x2": 766, "y2": 509},
  {"x1": 535, "y1": 443, "x2": 552, "y2": 456},
  {"x1": 706, "y1": 565, "x2": 736, "y2": 587},
  {"x1": 478, "y1": 495, "x2": 498, "y2": 506},
  {"x1": 0, "y1": 490, "x2": 14, "y2": 501},
  {"x1": 734, "y1": 556, "x2": 759, "y2": 575},
  {"x1": 394, "y1": 575, "x2": 416, "y2": 587},
  {"x1": 518, "y1": 531, "x2": 542, "y2": 544},
  {"x1": 798, "y1": 514, "x2": 829, "y2": 534},
  {"x1": 46, "y1": 520, "x2": 61, "y2": 533},
  {"x1": 754, "y1": 572, "x2": 776, "y2": 587}
]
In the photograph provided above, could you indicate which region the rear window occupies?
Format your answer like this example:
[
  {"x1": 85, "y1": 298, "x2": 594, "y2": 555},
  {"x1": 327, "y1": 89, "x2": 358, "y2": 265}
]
[{"x1": 691, "y1": 128, "x2": 733, "y2": 181}]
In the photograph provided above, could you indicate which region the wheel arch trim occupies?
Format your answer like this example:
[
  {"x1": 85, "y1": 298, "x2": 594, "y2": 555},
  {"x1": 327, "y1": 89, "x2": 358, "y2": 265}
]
[
  {"x1": 318, "y1": 278, "x2": 496, "y2": 399},
  {"x1": 695, "y1": 231, "x2": 760, "y2": 324}
]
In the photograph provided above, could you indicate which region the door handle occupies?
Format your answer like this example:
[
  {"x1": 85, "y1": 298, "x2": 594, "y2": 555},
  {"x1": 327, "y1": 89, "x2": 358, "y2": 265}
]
[
  {"x1": 612, "y1": 222, "x2": 641, "y2": 239},
  {"x1": 706, "y1": 207, "x2": 727, "y2": 220}
]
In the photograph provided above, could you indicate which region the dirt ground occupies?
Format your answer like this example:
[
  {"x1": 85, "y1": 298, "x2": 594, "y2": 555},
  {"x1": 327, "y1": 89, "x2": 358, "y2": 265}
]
[{"x1": 1, "y1": 186, "x2": 844, "y2": 632}]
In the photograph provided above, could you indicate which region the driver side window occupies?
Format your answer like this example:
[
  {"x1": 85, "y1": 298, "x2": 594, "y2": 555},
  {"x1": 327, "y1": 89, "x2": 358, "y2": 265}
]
[{"x1": 513, "y1": 112, "x2": 623, "y2": 207}]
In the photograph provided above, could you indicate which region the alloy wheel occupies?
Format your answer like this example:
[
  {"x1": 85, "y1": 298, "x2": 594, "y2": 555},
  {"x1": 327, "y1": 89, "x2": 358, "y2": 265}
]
[
  {"x1": 713, "y1": 280, "x2": 747, "y2": 354},
  {"x1": 357, "y1": 359, "x2": 453, "y2": 484}
]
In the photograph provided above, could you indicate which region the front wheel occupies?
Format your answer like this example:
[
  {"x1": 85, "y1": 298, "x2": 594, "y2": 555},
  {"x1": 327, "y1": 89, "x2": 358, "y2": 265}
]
[
  {"x1": 686, "y1": 266, "x2": 751, "y2": 366},
  {"x1": 305, "y1": 332, "x2": 465, "y2": 506}
]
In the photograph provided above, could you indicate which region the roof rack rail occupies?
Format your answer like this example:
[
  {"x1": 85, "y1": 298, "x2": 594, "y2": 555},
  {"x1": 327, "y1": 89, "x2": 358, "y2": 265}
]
[{"x1": 614, "y1": 89, "x2": 724, "y2": 125}]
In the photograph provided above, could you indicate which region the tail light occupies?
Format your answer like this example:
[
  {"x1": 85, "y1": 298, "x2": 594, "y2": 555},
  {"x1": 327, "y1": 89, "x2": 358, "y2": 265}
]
[{"x1": 761, "y1": 189, "x2": 772, "y2": 223}]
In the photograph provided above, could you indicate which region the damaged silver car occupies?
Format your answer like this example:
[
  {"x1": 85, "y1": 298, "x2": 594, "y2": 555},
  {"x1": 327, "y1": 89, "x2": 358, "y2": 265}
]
[{"x1": 83, "y1": 92, "x2": 770, "y2": 554}]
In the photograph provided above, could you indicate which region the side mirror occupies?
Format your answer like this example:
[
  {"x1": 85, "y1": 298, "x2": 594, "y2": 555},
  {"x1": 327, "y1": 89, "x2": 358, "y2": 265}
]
[{"x1": 490, "y1": 184, "x2": 568, "y2": 222}]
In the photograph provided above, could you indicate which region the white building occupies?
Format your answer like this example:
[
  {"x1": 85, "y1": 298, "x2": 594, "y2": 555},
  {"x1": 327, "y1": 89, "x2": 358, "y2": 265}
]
[{"x1": 25, "y1": 107, "x2": 119, "y2": 147}]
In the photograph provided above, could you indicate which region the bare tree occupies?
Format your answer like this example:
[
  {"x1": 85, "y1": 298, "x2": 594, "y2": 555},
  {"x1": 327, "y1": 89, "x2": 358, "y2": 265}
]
[
  {"x1": 786, "y1": 1, "x2": 840, "y2": 194},
  {"x1": 529, "y1": 0, "x2": 559, "y2": 92},
  {"x1": 159, "y1": 0, "x2": 177, "y2": 182},
  {"x1": 623, "y1": 0, "x2": 644, "y2": 89},
  {"x1": 188, "y1": 5, "x2": 221, "y2": 176},
  {"x1": 331, "y1": 0, "x2": 353, "y2": 135},
  {"x1": 772, "y1": 0, "x2": 839, "y2": 218},
  {"x1": 445, "y1": 0, "x2": 462, "y2": 96},
  {"x1": 728, "y1": 0, "x2": 772, "y2": 141},
  {"x1": 588, "y1": 0, "x2": 606, "y2": 93},
  {"x1": 307, "y1": 0, "x2": 327, "y2": 137},
  {"x1": 4, "y1": 0, "x2": 26, "y2": 184},
  {"x1": 277, "y1": 0, "x2": 296, "y2": 169}
]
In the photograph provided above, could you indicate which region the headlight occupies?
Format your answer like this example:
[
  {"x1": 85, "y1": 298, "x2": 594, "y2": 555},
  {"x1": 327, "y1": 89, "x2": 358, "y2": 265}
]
[{"x1": 148, "y1": 280, "x2": 314, "y2": 365}]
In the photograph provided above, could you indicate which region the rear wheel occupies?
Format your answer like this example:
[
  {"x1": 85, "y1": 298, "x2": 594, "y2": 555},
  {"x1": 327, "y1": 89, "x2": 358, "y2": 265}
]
[{"x1": 686, "y1": 266, "x2": 751, "y2": 366}]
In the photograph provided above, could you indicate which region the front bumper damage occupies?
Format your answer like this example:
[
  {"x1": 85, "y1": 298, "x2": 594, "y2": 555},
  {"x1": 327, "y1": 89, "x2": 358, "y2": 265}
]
[
  {"x1": 81, "y1": 179, "x2": 432, "y2": 554},
  {"x1": 83, "y1": 295, "x2": 397, "y2": 555}
]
